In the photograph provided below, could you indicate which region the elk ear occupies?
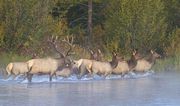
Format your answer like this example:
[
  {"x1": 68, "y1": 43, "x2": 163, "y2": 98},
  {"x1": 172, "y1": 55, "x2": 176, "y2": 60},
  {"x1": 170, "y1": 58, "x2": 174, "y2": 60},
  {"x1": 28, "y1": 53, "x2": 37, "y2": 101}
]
[
  {"x1": 90, "y1": 50, "x2": 94, "y2": 54},
  {"x1": 115, "y1": 53, "x2": 117, "y2": 56},
  {"x1": 112, "y1": 52, "x2": 114, "y2": 56},
  {"x1": 112, "y1": 51, "x2": 117, "y2": 56},
  {"x1": 132, "y1": 50, "x2": 137, "y2": 56},
  {"x1": 97, "y1": 49, "x2": 101, "y2": 54},
  {"x1": 150, "y1": 50, "x2": 154, "y2": 54}
]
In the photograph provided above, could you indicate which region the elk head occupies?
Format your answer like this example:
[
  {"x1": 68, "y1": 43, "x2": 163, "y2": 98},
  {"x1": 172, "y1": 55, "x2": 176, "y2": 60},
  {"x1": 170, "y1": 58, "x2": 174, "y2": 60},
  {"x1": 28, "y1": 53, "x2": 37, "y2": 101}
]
[
  {"x1": 89, "y1": 49, "x2": 103, "y2": 61},
  {"x1": 110, "y1": 51, "x2": 118, "y2": 69},
  {"x1": 150, "y1": 50, "x2": 161, "y2": 59},
  {"x1": 47, "y1": 35, "x2": 75, "y2": 66},
  {"x1": 127, "y1": 49, "x2": 142, "y2": 71},
  {"x1": 132, "y1": 49, "x2": 142, "y2": 60}
]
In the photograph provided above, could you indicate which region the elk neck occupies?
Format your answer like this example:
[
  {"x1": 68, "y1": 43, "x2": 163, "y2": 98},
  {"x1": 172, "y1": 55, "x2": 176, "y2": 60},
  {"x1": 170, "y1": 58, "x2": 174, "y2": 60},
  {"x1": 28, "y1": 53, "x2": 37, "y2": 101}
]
[
  {"x1": 127, "y1": 54, "x2": 137, "y2": 70},
  {"x1": 110, "y1": 55, "x2": 118, "y2": 69},
  {"x1": 146, "y1": 54, "x2": 157, "y2": 65}
]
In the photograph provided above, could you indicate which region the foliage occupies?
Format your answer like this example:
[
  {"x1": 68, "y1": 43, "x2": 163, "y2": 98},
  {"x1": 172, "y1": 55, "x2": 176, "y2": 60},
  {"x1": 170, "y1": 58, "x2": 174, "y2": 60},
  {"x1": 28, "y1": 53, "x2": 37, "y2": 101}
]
[
  {"x1": 103, "y1": 0, "x2": 168, "y2": 54},
  {"x1": 0, "y1": 0, "x2": 179, "y2": 60},
  {"x1": 165, "y1": 28, "x2": 180, "y2": 56}
]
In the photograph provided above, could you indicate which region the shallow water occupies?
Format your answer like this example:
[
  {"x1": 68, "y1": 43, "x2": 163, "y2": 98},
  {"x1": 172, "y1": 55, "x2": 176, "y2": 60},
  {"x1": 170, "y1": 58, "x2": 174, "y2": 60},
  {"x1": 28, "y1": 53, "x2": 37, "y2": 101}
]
[{"x1": 0, "y1": 71, "x2": 180, "y2": 106}]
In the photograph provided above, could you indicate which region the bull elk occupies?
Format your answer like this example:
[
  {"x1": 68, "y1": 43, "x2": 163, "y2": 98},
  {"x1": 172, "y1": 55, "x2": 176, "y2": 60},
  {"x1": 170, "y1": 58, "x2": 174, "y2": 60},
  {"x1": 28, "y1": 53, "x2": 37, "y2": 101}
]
[
  {"x1": 134, "y1": 50, "x2": 161, "y2": 72},
  {"x1": 26, "y1": 36, "x2": 75, "y2": 82}
]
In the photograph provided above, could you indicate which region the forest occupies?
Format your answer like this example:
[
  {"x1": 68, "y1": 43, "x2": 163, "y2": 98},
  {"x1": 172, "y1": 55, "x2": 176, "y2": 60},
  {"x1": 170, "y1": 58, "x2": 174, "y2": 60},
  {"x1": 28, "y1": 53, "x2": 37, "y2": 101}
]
[{"x1": 0, "y1": 0, "x2": 180, "y2": 69}]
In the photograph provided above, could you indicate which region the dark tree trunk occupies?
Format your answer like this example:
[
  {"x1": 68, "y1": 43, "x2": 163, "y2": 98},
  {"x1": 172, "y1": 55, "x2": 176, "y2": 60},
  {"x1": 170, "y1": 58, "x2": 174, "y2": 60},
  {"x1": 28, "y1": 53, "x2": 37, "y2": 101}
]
[{"x1": 87, "y1": 0, "x2": 92, "y2": 47}]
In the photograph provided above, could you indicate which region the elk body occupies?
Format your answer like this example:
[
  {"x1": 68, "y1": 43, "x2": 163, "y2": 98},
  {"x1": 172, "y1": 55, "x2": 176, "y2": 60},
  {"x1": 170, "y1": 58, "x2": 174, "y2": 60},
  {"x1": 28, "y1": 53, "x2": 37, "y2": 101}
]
[
  {"x1": 55, "y1": 61, "x2": 78, "y2": 78},
  {"x1": 26, "y1": 36, "x2": 74, "y2": 82},
  {"x1": 27, "y1": 57, "x2": 72, "y2": 82},
  {"x1": 134, "y1": 50, "x2": 161, "y2": 72},
  {"x1": 87, "y1": 52, "x2": 118, "y2": 77},
  {"x1": 112, "y1": 50, "x2": 141, "y2": 75},
  {"x1": 56, "y1": 67, "x2": 72, "y2": 78},
  {"x1": 74, "y1": 59, "x2": 93, "y2": 78},
  {"x1": 112, "y1": 61, "x2": 129, "y2": 75},
  {"x1": 74, "y1": 49, "x2": 103, "y2": 79},
  {"x1": 6, "y1": 62, "x2": 29, "y2": 79}
]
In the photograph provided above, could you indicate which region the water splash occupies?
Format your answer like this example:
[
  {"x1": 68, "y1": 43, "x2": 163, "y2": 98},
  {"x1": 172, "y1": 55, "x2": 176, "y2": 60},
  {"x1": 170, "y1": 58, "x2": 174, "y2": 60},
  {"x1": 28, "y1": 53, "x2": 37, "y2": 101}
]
[{"x1": 1, "y1": 70, "x2": 155, "y2": 83}]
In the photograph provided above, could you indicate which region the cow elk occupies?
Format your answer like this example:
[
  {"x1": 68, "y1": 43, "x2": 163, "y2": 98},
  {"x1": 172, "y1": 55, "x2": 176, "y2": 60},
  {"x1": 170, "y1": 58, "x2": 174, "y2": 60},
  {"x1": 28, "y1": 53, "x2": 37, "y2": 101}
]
[
  {"x1": 112, "y1": 50, "x2": 141, "y2": 76},
  {"x1": 55, "y1": 60, "x2": 78, "y2": 78},
  {"x1": 74, "y1": 49, "x2": 103, "y2": 79},
  {"x1": 134, "y1": 50, "x2": 161, "y2": 72},
  {"x1": 87, "y1": 52, "x2": 118, "y2": 78},
  {"x1": 6, "y1": 62, "x2": 29, "y2": 79}
]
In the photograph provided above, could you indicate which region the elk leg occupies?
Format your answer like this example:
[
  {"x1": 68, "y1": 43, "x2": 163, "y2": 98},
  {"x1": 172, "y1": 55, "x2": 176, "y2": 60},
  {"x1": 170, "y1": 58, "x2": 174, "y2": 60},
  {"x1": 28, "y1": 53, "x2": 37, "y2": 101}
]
[
  {"x1": 78, "y1": 72, "x2": 84, "y2": 79},
  {"x1": 11, "y1": 71, "x2": 19, "y2": 80},
  {"x1": 27, "y1": 73, "x2": 33, "y2": 83},
  {"x1": 5, "y1": 74, "x2": 11, "y2": 79},
  {"x1": 103, "y1": 72, "x2": 111, "y2": 78},
  {"x1": 121, "y1": 72, "x2": 125, "y2": 78},
  {"x1": 22, "y1": 73, "x2": 27, "y2": 80},
  {"x1": 49, "y1": 73, "x2": 53, "y2": 82},
  {"x1": 78, "y1": 65, "x2": 86, "y2": 79},
  {"x1": 30, "y1": 74, "x2": 33, "y2": 83},
  {"x1": 12, "y1": 75, "x2": 17, "y2": 80},
  {"x1": 54, "y1": 73, "x2": 57, "y2": 79},
  {"x1": 87, "y1": 73, "x2": 93, "y2": 78},
  {"x1": 49, "y1": 75, "x2": 52, "y2": 82},
  {"x1": 49, "y1": 72, "x2": 56, "y2": 82}
]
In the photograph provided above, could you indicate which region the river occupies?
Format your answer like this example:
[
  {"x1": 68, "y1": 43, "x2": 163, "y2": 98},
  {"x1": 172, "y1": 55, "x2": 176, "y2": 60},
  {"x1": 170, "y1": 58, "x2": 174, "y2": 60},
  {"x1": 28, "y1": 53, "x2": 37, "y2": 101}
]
[{"x1": 0, "y1": 71, "x2": 180, "y2": 106}]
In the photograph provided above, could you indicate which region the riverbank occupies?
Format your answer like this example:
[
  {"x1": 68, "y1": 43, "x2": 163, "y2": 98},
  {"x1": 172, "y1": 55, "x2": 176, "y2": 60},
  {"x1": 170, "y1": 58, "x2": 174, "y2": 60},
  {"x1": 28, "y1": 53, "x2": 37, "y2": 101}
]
[{"x1": 154, "y1": 55, "x2": 180, "y2": 71}]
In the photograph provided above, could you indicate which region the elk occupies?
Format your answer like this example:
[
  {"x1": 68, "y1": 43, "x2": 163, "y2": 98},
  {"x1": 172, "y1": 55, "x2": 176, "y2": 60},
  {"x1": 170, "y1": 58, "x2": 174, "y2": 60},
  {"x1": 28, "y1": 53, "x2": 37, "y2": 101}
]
[
  {"x1": 134, "y1": 50, "x2": 161, "y2": 72},
  {"x1": 74, "y1": 49, "x2": 103, "y2": 79},
  {"x1": 55, "y1": 60, "x2": 78, "y2": 78},
  {"x1": 86, "y1": 52, "x2": 118, "y2": 77},
  {"x1": 56, "y1": 64, "x2": 77, "y2": 78},
  {"x1": 74, "y1": 59, "x2": 93, "y2": 79},
  {"x1": 112, "y1": 50, "x2": 141, "y2": 76},
  {"x1": 90, "y1": 49, "x2": 103, "y2": 61},
  {"x1": 6, "y1": 62, "x2": 29, "y2": 79},
  {"x1": 26, "y1": 36, "x2": 75, "y2": 82}
]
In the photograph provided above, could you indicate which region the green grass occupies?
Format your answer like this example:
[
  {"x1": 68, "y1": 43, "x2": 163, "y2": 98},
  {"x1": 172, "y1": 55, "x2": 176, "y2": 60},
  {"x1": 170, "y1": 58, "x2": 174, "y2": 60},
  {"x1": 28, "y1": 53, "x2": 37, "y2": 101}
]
[{"x1": 153, "y1": 54, "x2": 180, "y2": 71}]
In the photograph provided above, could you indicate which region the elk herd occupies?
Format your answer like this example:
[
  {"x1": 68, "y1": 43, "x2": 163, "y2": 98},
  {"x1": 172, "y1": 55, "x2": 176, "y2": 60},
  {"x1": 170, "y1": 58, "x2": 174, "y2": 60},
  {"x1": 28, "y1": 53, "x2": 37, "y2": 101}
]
[{"x1": 5, "y1": 36, "x2": 161, "y2": 83}]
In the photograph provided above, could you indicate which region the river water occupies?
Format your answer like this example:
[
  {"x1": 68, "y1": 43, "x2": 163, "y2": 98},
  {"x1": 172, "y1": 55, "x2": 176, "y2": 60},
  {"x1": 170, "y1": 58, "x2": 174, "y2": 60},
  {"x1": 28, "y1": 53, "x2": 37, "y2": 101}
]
[{"x1": 0, "y1": 71, "x2": 180, "y2": 106}]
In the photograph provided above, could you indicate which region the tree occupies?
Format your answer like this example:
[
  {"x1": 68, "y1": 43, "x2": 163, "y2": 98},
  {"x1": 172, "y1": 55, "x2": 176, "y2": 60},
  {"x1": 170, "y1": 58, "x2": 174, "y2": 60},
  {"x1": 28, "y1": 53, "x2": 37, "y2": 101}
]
[
  {"x1": 104, "y1": 0, "x2": 167, "y2": 54},
  {"x1": 0, "y1": 0, "x2": 55, "y2": 54},
  {"x1": 87, "y1": 0, "x2": 93, "y2": 47}
]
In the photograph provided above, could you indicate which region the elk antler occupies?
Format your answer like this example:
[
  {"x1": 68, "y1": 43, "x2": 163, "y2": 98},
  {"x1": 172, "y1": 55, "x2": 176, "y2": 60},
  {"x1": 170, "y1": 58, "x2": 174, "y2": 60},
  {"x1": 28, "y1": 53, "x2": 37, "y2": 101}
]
[
  {"x1": 89, "y1": 49, "x2": 95, "y2": 60},
  {"x1": 61, "y1": 36, "x2": 75, "y2": 56},
  {"x1": 47, "y1": 36, "x2": 65, "y2": 58}
]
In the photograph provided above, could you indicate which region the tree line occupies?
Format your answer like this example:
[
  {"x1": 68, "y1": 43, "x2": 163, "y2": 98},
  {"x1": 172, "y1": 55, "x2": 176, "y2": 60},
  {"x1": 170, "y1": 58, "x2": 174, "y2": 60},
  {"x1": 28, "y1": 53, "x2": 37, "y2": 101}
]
[{"x1": 0, "y1": 0, "x2": 179, "y2": 58}]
